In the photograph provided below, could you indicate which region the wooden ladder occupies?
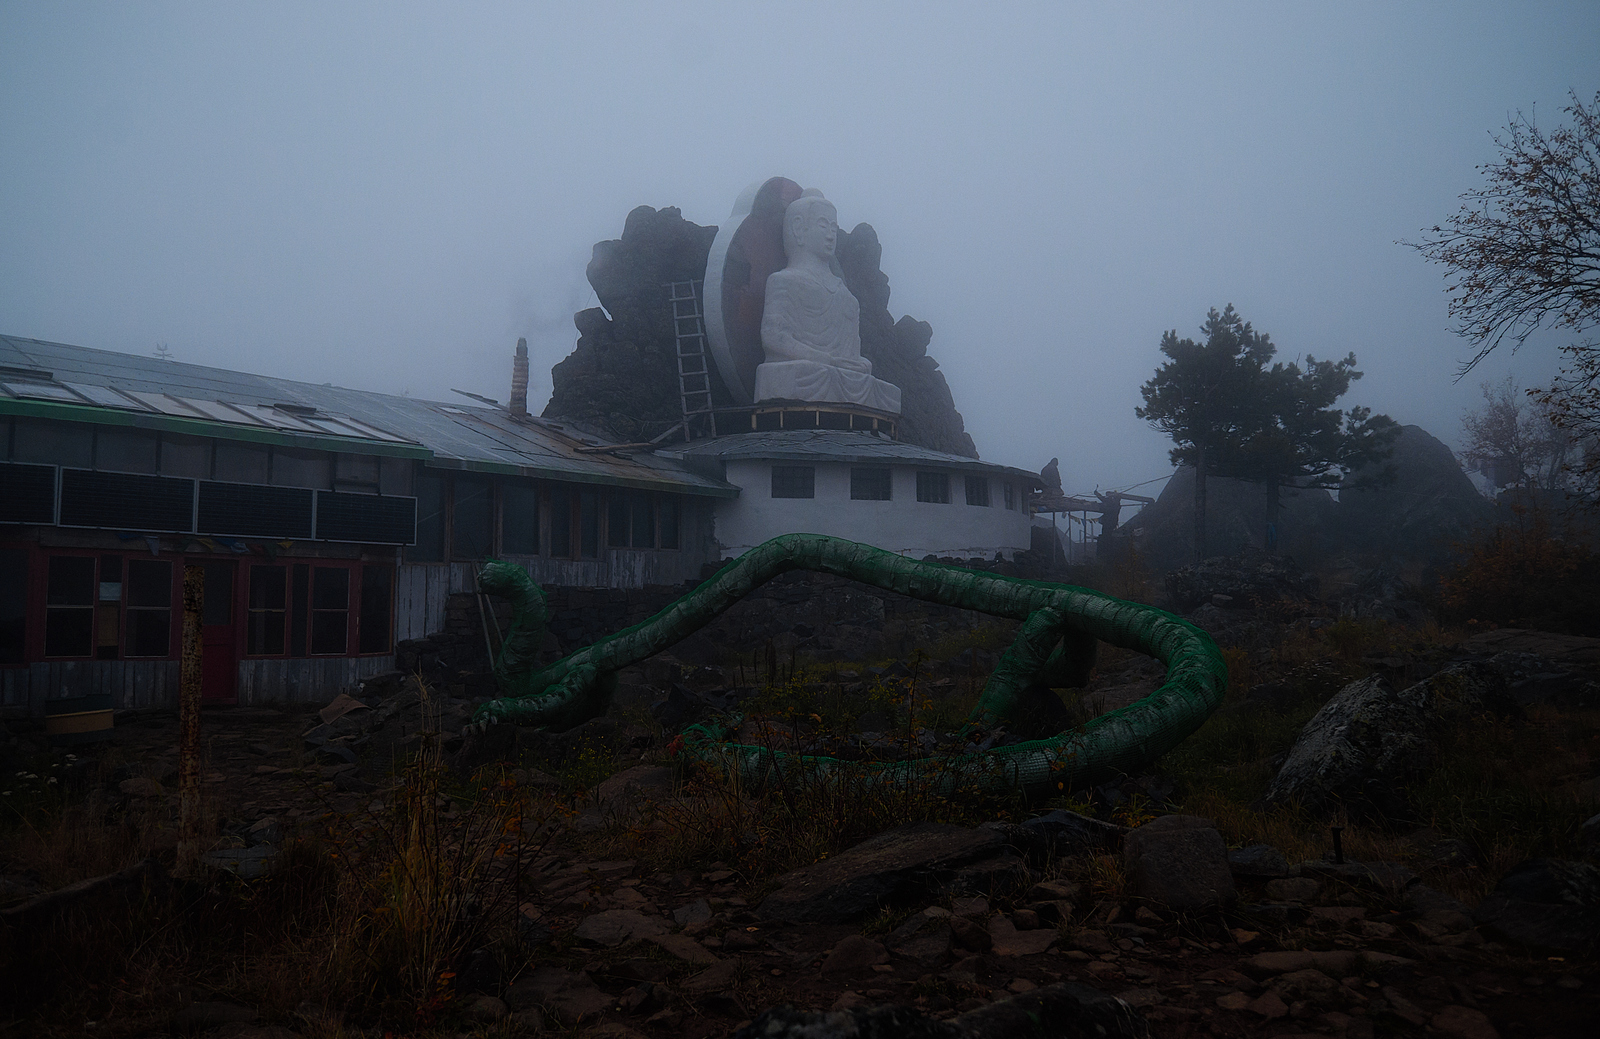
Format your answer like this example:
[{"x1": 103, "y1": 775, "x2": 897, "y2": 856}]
[{"x1": 664, "y1": 280, "x2": 715, "y2": 441}]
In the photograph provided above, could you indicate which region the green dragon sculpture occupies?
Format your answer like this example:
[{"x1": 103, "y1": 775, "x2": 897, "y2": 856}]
[{"x1": 472, "y1": 533, "x2": 1226, "y2": 799}]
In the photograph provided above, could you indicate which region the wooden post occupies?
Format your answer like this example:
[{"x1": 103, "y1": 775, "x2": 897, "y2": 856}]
[{"x1": 176, "y1": 564, "x2": 204, "y2": 877}]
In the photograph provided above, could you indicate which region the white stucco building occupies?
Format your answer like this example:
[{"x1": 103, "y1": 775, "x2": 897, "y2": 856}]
[{"x1": 663, "y1": 430, "x2": 1038, "y2": 560}]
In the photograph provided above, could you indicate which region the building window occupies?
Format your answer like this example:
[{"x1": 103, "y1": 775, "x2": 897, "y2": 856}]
[
  {"x1": 0, "y1": 549, "x2": 26, "y2": 666},
  {"x1": 410, "y1": 471, "x2": 446, "y2": 562},
  {"x1": 659, "y1": 496, "x2": 679, "y2": 550},
  {"x1": 549, "y1": 487, "x2": 572, "y2": 557},
  {"x1": 771, "y1": 466, "x2": 815, "y2": 499},
  {"x1": 44, "y1": 556, "x2": 95, "y2": 657},
  {"x1": 850, "y1": 467, "x2": 892, "y2": 501},
  {"x1": 358, "y1": 565, "x2": 393, "y2": 654},
  {"x1": 579, "y1": 490, "x2": 600, "y2": 559},
  {"x1": 502, "y1": 482, "x2": 540, "y2": 555},
  {"x1": 310, "y1": 567, "x2": 349, "y2": 655},
  {"x1": 124, "y1": 559, "x2": 172, "y2": 657},
  {"x1": 1004, "y1": 482, "x2": 1017, "y2": 510},
  {"x1": 965, "y1": 475, "x2": 990, "y2": 507},
  {"x1": 247, "y1": 565, "x2": 287, "y2": 655},
  {"x1": 97, "y1": 554, "x2": 122, "y2": 660},
  {"x1": 916, "y1": 471, "x2": 950, "y2": 504},
  {"x1": 452, "y1": 476, "x2": 494, "y2": 560},
  {"x1": 607, "y1": 494, "x2": 631, "y2": 549}
]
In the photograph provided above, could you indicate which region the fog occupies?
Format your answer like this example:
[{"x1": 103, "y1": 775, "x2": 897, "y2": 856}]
[{"x1": 3, "y1": 2, "x2": 1597, "y2": 497}]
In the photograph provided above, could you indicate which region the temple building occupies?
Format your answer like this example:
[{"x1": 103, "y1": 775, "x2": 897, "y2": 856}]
[{"x1": 1, "y1": 178, "x2": 1040, "y2": 716}]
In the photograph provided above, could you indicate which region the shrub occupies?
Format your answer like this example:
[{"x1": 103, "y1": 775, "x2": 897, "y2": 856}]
[{"x1": 1440, "y1": 505, "x2": 1600, "y2": 635}]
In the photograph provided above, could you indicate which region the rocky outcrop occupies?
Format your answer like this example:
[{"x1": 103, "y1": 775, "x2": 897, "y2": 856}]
[
  {"x1": 541, "y1": 206, "x2": 979, "y2": 456},
  {"x1": 1164, "y1": 553, "x2": 1320, "y2": 612},
  {"x1": 1122, "y1": 468, "x2": 1337, "y2": 572},
  {"x1": 1339, "y1": 424, "x2": 1494, "y2": 562},
  {"x1": 838, "y1": 223, "x2": 977, "y2": 457},
  {"x1": 544, "y1": 205, "x2": 719, "y2": 442}
]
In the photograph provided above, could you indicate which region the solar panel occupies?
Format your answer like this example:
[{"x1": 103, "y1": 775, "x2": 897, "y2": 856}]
[
  {"x1": 315, "y1": 491, "x2": 416, "y2": 545},
  {"x1": 58, "y1": 469, "x2": 195, "y2": 532},
  {"x1": 197, "y1": 481, "x2": 314, "y2": 539}
]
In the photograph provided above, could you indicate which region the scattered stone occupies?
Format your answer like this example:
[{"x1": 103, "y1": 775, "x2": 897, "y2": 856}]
[
  {"x1": 1017, "y1": 809, "x2": 1128, "y2": 857},
  {"x1": 1166, "y1": 554, "x2": 1321, "y2": 612},
  {"x1": 821, "y1": 935, "x2": 889, "y2": 975},
  {"x1": 504, "y1": 967, "x2": 610, "y2": 1025},
  {"x1": 1029, "y1": 879, "x2": 1081, "y2": 901},
  {"x1": 644, "y1": 933, "x2": 719, "y2": 965},
  {"x1": 730, "y1": 981, "x2": 1151, "y2": 1039},
  {"x1": 203, "y1": 845, "x2": 278, "y2": 880},
  {"x1": 1228, "y1": 844, "x2": 1291, "y2": 878},
  {"x1": 1123, "y1": 815, "x2": 1236, "y2": 910},
  {"x1": 460, "y1": 994, "x2": 508, "y2": 1022},
  {"x1": 1011, "y1": 908, "x2": 1040, "y2": 930},
  {"x1": 988, "y1": 914, "x2": 1057, "y2": 956},
  {"x1": 1216, "y1": 991, "x2": 1251, "y2": 1011},
  {"x1": 172, "y1": 1001, "x2": 258, "y2": 1032},
  {"x1": 1309, "y1": 905, "x2": 1366, "y2": 929},
  {"x1": 1431, "y1": 1006, "x2": 1501, "y2": 1039},
  {"x1": 1382, "y1": 986, "x2": 1429, "y2": 1027},
  {"x1": 1269, "y1": 969, "x2": 1341, "y2": 1007},
  {"x1": 673, "y1": 898, "x2": 713, "y2": 928},
  {"x1": 831, "y1": 991, "x2": 869, "y2": 1011},
  {"x1": 758, "y1": 822, "x2": 1006, "y2": 923},
  {"x1": 573, "y1": 908, "x2": 668, "y2": 947},
  {"x1": 950, "y1": 896, "x2": 989, "y2": 919},
  {"x1": 680, "y1": 957, "x2": 744, "y2": 995},
  {"x1": 949, "y1": 915, "x2": 993, "y2": 952},
  {"x1": 1247, "y1": 991, "x2": 1289, "y2": 1018}
]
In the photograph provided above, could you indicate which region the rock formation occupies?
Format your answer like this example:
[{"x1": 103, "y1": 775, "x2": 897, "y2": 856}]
[
  {"x1": 1121, "y1": 467, "x2": 1337, "y2": 572},
  {"x1": 543, "y1": 205, "x2": 718, "y2": 441},
  {"x1": 1339, "y1": 424, "x2": 1493, "y2": 563},
  {"x1": 541, "y1": 205, "x2": 977, "y2": 456},
  {"x1": 837, "y1": 223, "x2": 977, "y2": 457}
]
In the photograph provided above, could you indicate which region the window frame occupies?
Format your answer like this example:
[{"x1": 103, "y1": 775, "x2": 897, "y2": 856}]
[
  {"x1": 770, "y1": 465, "x2": 816, "y2": 499},
  {"x1": 965, "y1": 475, "x2": 991, "y2": 507},
  {"x1": 850, "y1": 467, "x2": 892, "y2": 501},
  {"x1": 916, "y1": 471, "x2": 951, "y2": 504}
]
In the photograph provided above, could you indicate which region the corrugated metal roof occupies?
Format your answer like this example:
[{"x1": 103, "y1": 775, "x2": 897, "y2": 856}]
[
  {"x1": 665, "y1": 429, "x2": 1042, "y2": 483},
  {"x1": 0, "y1": 334, "x2": 737, "y2": 497}
]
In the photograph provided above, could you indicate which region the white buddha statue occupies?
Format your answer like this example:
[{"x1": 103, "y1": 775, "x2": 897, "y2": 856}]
[{"x1": 754, "y1": 193, "x2": 903, "y2": 414}]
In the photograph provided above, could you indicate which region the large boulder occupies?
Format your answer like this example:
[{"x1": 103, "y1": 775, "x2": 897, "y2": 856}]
[
  {"x1": 1264, "y1": 662, "x2": 1515, "y2": 813},
  {"x1": 1473, "y1": 858, "x2": 1600, "y2": 952},
  {"x1": 1338, "y1": 424, "x2": 1493, "y2": 563},
  {"x1": 1123, "y1": 467, "x2": 1338, "y2": 572},
  {"x1": 1123, "y1": 815, "x2": 1236, "y2": 910}
]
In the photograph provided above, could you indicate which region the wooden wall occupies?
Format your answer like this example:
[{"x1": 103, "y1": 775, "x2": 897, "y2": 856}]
[{"x1": 2, "y1": 654, "x2": 394, "y2": 716}]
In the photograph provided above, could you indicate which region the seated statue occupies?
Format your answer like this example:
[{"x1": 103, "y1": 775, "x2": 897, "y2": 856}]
[{"x1": 755, "y1": 193, "x2": 902, "y2": 414}]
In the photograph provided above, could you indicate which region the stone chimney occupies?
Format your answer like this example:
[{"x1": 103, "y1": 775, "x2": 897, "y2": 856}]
[{"x1": 510, "y1": 338, "x2": 529, "y2": 416}]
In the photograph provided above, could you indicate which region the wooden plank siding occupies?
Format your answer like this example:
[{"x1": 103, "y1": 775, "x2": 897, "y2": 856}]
[{"x1": 2, "y1": 655, "x2": 393, "y2": 716}]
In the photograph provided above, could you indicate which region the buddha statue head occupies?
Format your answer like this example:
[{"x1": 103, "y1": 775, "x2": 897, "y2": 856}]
[{"x1": 782, "y1": 192, "x2": 839, "y2": 264}]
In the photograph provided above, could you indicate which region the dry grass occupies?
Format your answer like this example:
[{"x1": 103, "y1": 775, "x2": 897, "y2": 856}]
[{"x1": 0, "y1": 680, "x2": 578, "y2": 1036}]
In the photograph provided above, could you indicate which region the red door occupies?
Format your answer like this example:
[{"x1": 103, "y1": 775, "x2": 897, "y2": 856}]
[{"x1": 200, "y1": 561, "x2": 238, "y2": 703}]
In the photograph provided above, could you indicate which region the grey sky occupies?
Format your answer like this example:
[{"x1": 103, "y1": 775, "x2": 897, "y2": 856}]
[{"x1": 3, "y1": 2, "x2": 1597, "y2": 498}]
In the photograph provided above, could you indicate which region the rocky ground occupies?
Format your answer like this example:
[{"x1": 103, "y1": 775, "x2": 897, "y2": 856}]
[{"x1": 4, "y1": 562, "x2": 1600, "y2": 1038}]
